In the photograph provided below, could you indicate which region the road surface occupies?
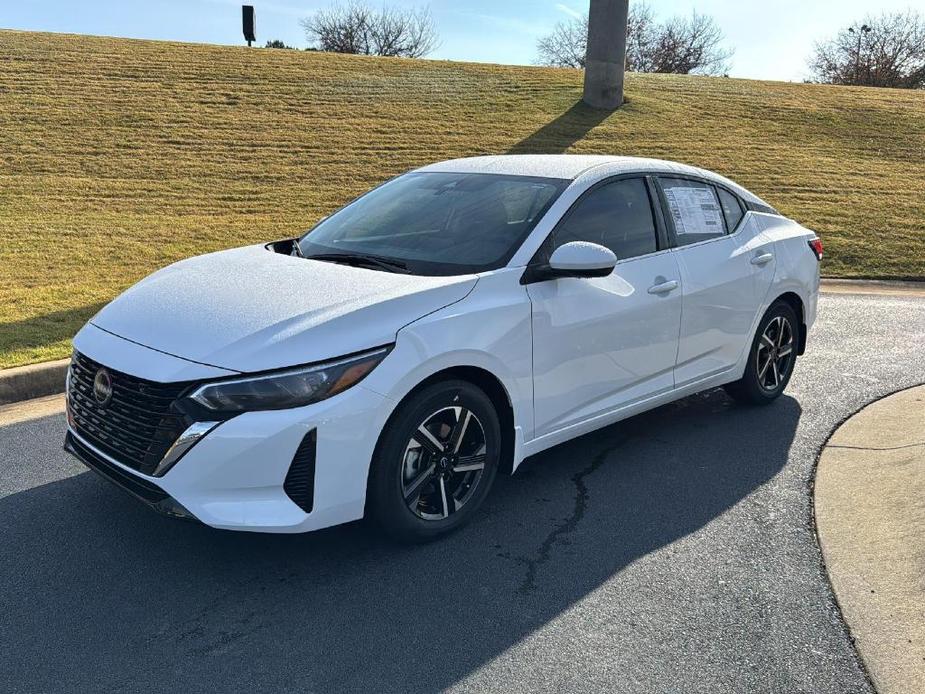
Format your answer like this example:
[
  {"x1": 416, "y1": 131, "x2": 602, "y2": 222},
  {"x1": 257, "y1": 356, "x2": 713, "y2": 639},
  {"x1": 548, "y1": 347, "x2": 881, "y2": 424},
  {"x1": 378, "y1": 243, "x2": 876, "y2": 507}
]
[{"x1": 2, "y1": 292, "x2": 923, "y2": 693}]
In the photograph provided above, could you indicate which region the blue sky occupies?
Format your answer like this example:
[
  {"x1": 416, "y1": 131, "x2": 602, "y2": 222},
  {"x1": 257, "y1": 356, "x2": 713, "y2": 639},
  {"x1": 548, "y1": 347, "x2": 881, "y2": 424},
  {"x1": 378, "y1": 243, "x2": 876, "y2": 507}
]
[{"x1": 2, "y1": 1, "x2": 918, "y2": 81}]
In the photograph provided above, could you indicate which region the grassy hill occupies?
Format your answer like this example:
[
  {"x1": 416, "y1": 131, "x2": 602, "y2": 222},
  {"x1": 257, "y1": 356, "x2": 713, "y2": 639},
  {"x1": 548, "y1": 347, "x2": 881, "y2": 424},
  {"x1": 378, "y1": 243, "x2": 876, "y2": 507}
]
[{"x1": 1, "y1": 30, "x2": 924, "y2": 368}]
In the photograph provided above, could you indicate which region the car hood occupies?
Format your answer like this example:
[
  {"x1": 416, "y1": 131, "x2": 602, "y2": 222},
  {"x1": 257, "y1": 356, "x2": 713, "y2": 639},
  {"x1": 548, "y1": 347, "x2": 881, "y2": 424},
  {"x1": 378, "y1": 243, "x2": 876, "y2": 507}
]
[{"x1": 90, "y1": 244, "x2": 478, "y2": 373}]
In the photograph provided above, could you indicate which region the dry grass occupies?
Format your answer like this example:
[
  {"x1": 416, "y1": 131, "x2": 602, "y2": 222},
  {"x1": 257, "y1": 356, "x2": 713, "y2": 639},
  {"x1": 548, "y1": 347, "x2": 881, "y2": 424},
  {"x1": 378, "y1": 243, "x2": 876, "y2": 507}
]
[{"x1": 1, "y1": 30, "x2": 924, "y2": 368}]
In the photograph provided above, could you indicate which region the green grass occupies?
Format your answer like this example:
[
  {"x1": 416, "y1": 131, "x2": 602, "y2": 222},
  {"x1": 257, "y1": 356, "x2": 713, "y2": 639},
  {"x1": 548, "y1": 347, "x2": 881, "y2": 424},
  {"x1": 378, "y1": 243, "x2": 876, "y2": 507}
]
[{"x1": 1, "y1": 30, "x2": 924, "y2": 368}]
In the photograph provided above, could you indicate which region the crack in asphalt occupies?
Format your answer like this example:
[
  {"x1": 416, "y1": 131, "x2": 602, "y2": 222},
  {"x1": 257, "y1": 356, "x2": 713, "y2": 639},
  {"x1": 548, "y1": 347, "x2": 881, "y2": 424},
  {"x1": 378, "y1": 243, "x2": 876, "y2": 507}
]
[
  {"x1": 516, "y1": 432, "x2": 633, "y2": 595},
  {"x1": 826, "y1": 441, "x2": 925, "y2": 451}
]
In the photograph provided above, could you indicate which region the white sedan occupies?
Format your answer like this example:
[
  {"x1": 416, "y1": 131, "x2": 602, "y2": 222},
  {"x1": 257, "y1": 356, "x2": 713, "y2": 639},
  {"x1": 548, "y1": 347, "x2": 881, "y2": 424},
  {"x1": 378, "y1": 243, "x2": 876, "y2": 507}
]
[{"x1": 65, "y1": 155, "x2": 821, "y2": 541}]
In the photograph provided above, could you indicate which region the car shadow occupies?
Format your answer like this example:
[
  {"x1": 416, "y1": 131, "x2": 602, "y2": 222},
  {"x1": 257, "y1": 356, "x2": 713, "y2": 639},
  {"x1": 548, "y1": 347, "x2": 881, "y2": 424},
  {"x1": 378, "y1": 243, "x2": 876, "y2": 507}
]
[
  {"x1": 0, "y1": 389, "x2": 800, "y2": 693},
  {"x1": 508, "y1": 100, "x2": 613, "y2": 155}
]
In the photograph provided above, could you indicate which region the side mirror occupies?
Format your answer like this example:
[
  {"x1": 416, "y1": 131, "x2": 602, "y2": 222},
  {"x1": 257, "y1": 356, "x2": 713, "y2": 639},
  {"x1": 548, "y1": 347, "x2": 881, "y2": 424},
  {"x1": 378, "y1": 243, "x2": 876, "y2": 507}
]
[{"x1": 544, "y1": 241, "x2": 617, "y2": 279}]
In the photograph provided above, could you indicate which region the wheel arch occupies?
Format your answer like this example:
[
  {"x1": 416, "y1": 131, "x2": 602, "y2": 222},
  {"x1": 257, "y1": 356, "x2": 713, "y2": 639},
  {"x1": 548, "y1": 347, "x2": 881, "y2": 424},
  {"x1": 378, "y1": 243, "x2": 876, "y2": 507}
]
[
  {"x1": 370, "y1": 365, "x2": 518, "y2": 483},
  {"x1": 772, "y1": 291, "x2": 807, "y2": 355}
]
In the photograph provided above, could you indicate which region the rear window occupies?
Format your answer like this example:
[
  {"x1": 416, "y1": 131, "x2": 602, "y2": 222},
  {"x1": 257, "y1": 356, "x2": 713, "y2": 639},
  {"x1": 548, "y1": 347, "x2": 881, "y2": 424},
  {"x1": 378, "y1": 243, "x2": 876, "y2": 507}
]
[{"x1": 747, "y1": 200, "x2": 780, "y2": 215}]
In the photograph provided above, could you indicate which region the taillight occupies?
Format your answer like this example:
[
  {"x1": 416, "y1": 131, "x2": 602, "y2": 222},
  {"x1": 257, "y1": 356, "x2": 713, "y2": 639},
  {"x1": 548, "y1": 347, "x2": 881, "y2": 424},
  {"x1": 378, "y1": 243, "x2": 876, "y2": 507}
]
[{"x1": 808, "y1": 238, "x2": 823, "y2": 261}]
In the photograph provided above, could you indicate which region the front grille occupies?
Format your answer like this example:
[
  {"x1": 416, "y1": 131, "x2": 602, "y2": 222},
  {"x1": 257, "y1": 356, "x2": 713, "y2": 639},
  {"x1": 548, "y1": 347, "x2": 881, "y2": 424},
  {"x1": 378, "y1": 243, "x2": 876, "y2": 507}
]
[
  {"x1": 283, "y1": 430, "x2": 316, "y2": 513},
  {"x1": 67, "y1": 351, "x2": 191, "y2": 476}
]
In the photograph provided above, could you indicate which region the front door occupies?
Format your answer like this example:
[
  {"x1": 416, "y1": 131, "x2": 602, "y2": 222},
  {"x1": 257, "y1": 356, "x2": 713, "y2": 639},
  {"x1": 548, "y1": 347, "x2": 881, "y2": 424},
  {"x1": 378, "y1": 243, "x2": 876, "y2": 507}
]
[{"x1": 527, "y1": 177, "x2": 683, "y2": 438}]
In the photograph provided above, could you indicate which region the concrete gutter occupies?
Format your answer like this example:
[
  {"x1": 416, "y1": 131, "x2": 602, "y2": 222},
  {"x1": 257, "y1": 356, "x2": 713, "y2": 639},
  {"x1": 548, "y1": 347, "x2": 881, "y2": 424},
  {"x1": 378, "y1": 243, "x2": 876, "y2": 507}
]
[
  {"x1": 815, "y1": 385, "x2": 925, "y2": 694},
  {"x1": 0, "y1": 358, "x2": 69, "y2": 406},
  {"x1": 0, "y1": 393, "x2": 65, "y2": 426}
]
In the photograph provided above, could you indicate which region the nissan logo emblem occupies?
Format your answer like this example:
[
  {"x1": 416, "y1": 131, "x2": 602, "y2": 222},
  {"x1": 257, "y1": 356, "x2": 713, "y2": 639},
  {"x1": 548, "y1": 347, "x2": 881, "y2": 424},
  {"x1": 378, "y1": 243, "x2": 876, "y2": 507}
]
[{"x1": 93, "y1": 368, "x2": 113, "y2": 406}]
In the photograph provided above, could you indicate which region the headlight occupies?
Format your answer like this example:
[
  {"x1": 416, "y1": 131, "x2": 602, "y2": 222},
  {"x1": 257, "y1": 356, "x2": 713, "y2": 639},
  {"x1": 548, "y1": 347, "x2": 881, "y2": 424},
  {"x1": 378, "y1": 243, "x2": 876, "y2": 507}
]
[{"x1": 187, "y1": 346, "x2": 391, "y2": 413}]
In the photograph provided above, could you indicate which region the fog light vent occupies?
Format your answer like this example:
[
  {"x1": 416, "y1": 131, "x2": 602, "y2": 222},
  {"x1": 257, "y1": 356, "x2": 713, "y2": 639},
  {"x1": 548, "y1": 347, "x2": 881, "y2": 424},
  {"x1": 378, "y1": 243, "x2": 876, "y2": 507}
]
[{"x1": 284, "y1": 430, "x2": 316, "y2": 513}]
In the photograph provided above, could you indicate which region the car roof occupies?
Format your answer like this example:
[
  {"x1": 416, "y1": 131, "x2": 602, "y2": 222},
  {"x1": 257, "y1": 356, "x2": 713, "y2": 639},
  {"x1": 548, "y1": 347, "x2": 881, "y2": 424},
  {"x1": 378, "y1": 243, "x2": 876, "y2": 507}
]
[{"x1": 414, "y1": 155, "x2": 767, "y2": 206}]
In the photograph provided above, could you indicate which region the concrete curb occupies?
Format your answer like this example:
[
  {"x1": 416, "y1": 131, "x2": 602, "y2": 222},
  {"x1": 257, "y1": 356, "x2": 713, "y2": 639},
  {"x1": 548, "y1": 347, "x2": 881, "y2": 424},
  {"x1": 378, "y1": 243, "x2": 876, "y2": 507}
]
[
  {"x1": 0, "y1": 358, "x2": 69, "y2": 406},
  {"x1": 815, "y1": 384, "x2": 925, "y2": 694},
  {"x1": 820, "y1": 278, "x2": 925, "y2": 297}
]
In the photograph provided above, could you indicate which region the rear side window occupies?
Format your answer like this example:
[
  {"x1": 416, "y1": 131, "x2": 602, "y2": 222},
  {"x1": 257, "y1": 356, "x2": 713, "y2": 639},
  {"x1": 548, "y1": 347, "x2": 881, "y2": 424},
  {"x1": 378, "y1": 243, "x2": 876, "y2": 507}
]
[
  {"x1": 554, "y1": 178, "x2": 658, "y2": 261},
  {"x1": 660, "y1": 178, "x2": 725, "y2": 246},
  {"x1": 717, "y1": 187, "x2": 745, "y2": 232}
]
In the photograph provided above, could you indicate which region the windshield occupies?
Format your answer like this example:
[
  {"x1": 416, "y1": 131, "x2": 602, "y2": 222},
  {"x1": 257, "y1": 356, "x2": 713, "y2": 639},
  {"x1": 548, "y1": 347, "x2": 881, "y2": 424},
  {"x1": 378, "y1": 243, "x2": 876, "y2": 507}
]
[{"x1": 297, "y1": 172, "x2": 569, "y2": 275}]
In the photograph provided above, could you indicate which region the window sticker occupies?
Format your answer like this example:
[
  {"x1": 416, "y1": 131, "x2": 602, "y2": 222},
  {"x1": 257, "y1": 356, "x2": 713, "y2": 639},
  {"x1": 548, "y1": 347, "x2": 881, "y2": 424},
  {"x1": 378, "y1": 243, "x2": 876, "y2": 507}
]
[{"x1": 663, "y1": 186, "x2": 724, "y2": 235}]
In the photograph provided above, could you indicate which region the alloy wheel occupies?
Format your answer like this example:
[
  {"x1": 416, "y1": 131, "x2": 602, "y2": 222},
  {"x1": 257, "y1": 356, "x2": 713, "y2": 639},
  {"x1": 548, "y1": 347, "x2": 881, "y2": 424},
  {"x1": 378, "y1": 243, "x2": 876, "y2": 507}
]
[
  {"x1": 756, "y1": 315, "x2": 794, "y2": 391},
  {"x1": 400, "y1": 406, "x2": 488, "y2": 520}
]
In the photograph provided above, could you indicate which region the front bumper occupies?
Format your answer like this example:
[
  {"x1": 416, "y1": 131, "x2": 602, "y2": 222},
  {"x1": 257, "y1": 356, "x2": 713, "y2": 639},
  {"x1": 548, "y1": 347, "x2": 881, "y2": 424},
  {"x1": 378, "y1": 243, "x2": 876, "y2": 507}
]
[
  {"x1": 69, "y1": 323, "x2": 396, "y2": 533},
  {"x1": 64, "y1": 430, "x2": 197, "y2": 521},
  {"x1": 65, "y1": 383, "x2": 392, "y2": 533}
]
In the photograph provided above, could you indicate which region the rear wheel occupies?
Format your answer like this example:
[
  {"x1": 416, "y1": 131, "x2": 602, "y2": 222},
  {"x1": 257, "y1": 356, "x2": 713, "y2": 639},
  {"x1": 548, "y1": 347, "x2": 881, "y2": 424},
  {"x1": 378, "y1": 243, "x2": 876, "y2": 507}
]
[
  {"x1": 367, "y1": 380, "x2": 500, "y2": 542},
  {"x1": 724, "y1": 301, "x2": 798, "y2": 405}
]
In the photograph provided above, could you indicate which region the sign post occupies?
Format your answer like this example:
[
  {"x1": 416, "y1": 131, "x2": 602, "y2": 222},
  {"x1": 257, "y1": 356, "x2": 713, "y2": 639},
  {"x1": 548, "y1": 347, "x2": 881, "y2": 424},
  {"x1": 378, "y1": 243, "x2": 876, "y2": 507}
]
[{"x1": 242, "y1": 5, "x2": 256, "y2": 47}]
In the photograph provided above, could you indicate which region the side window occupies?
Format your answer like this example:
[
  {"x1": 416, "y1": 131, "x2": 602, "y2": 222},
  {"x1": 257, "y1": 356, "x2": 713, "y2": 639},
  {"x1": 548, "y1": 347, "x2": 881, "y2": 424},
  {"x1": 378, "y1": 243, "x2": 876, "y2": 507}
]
[
  {"x1": 717, "y1": 187, "x2": 744, "y2": 232},
  {"x1": 660, "y1": 178, "x2": 725, "y2": 246},
  {"x1": 554, "y1": 178, "x2": 658, "y2": 261}
]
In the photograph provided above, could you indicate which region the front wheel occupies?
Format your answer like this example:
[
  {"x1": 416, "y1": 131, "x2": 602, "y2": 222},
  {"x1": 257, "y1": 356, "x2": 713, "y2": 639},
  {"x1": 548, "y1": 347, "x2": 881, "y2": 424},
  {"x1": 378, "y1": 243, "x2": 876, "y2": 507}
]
[
  {"x1": 367, "y1": 380, "x2": 501, "y2": 543},
  {"x1": 724, "y1": 301, "x2": 799, "y2": 405}
]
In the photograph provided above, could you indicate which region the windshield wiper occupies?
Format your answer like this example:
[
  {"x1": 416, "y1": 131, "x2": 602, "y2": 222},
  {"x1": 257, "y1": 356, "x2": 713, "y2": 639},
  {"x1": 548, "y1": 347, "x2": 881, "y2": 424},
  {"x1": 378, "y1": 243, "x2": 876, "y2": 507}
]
[{"x1": 304, "y1": 252, "x2": 411, "y2": 274}]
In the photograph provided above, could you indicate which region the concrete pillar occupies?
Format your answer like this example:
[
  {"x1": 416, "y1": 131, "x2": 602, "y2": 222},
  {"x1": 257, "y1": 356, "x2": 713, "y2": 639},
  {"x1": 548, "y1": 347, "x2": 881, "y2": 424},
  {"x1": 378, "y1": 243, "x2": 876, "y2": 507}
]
[{"x1": 582, "y1": 0, "x2": 629, "y2": 110}]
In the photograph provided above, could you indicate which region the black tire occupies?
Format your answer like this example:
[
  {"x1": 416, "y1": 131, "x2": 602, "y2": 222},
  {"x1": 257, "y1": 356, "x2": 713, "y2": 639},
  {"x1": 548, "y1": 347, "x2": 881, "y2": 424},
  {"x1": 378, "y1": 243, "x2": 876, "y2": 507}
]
[
  {"x1": 724, "y1": 301, "x2": 799, "y2": 406},
  {"x1": 367, "y1": 379, "x2": 501, "y2": 543}
]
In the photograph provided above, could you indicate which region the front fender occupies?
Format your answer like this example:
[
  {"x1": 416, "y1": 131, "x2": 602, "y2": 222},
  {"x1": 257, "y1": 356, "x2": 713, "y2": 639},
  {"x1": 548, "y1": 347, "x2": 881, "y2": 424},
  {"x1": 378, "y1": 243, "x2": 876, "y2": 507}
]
[{"x1": 360, "y1": 270, "x2": 534, "y2": 469}]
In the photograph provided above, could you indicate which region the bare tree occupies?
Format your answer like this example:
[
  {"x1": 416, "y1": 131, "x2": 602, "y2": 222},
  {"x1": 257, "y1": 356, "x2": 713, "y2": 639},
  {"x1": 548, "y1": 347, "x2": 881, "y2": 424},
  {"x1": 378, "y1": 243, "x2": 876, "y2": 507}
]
[
  {"x1": 810, "y1": 10, "x2": 925, "y2": 88},
  {"x1": 645, "y1": 12, "x2": 731, "y2": 75},
  {"x1": 536, "y1": 15, "x2": 589, "y2": 68},
  {"x1": 301, "y1": 2, "x2": 439, "y2": 59},
  {"x1": 624, "y1": 2, "x2": 656, "y2": 72},
  {"x1": 536, "y1": 2, "x2": 731, "y2": 75},
  {"x1": 302, "y1": 2, "x2": 372, "y2": 55}
]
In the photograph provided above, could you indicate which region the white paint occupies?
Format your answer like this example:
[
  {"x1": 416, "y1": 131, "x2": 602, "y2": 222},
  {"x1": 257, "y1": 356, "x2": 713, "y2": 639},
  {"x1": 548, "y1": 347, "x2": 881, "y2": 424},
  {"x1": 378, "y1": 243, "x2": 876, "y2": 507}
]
[{"x1": 68, "y1": 155, "x2": 819, "y2": 533}]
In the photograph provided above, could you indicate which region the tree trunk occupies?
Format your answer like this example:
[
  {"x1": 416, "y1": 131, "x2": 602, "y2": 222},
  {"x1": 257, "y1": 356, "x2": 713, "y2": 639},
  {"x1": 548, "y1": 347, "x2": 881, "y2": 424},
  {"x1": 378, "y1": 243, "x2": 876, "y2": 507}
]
[{"x1": 583, "y1": 0, "x2": 629, "y2": 109}]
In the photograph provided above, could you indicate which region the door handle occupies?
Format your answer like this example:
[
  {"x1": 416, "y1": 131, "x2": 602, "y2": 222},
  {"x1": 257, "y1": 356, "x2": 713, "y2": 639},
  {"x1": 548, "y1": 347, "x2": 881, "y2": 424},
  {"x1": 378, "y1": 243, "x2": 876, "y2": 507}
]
[
  {"x1": 647, "y1": 280, "x2": 679, "y2": 295},
  {"x1": 751, "y1": 252, "x2": 774, "y2": 266}
]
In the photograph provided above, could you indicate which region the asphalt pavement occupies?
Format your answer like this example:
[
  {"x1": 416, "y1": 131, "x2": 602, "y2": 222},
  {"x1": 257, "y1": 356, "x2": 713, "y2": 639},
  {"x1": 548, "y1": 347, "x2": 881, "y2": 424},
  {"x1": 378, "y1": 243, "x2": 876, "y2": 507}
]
[{"x1": 2, "y1": 292, "x2": 924, "y2": 694}]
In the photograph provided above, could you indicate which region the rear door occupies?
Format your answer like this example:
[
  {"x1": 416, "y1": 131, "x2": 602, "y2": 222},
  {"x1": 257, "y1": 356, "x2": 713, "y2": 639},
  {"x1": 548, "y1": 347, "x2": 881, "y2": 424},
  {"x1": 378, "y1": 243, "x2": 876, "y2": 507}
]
[
  {"x1": 526, "y1": 176, "x2": 682, "y2": 438},
  {"x1": 656, "y1": 176, "x2": 763, "y2": 387}
]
